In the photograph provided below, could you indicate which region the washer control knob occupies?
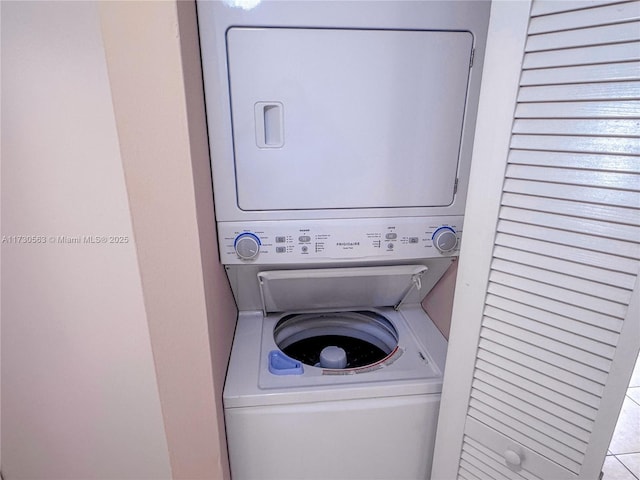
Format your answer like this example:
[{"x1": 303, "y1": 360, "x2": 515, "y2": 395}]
[
  {"x1": 432, "y1": 226, "x2": 458, "y2": 253},
  {"x1": 234, "y1": 233, "x2": 261, "y2": 260}
]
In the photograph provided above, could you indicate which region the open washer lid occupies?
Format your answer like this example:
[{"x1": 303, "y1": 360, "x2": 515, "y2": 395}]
[{"x1": 257, "y1": 265, "x2": 427, "y2": 315}]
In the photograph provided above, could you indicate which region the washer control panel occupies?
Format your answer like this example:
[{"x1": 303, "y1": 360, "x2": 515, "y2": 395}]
[{"x1": 219, "y1": 217, "x2": 462, "y2": 264}]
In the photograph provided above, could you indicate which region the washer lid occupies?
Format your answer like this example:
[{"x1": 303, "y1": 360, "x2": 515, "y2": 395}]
[{"x1": 257, "y1": 265, "x2": 427, "y2": 315}]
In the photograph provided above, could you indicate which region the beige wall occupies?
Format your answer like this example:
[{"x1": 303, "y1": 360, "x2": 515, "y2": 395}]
[
  {"x1": 1, "y1": 2, "x2": 171, "y2": 477},
  {"x1": 2, "y1": 1, "x2": 237, "y2": 478},
  {"x1": 99, "y1": 1, "x2": 237, "y2": 478},
  {"x1": 423, "y1": 262, "x2": 458, "y2": 339}
]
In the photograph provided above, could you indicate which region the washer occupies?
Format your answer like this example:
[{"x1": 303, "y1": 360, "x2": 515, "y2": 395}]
[{"x1": 224, "y1": 265, "x2": 449, "y2": 480}]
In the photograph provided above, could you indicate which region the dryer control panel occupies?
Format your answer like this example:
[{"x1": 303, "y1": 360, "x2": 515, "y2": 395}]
[{"x1": 218, "y1": 217, "x2": 462, "y2": 264}]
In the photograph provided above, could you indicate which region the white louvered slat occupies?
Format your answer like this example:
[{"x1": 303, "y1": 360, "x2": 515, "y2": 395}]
[
  {"x1": 506, "y1": 165, "x2": 640, "y2": 192},
  {"x1": 497, "y1": 220, "x2": 640, "y2": 260},
  {"x1": 499, "y1": 205, "x2": 640, "y2": 243},
  {"x1": 489, "y1": 269, "x2": 628, "y2": 318},
  {"x1": 510, "y1": 135, "x2": 640, "y2": 155},
  {"x1": 468, "y1": 400, "x2": 583, "y2": 472},
  {"x1": 500, "y1": 202, "x2": 640, "y2": 240},
  {"x1": 478, "y1": 340, "x2": 605, "y2": 397},
  {"x1": 492, "y1": 245, "x2": 637, "y2": 289},
  {"x1": 531, "y1": 0, "x2": 624, "y2": 17},
  {"x1": 463, "y1": 441, "x2": 527, "y2": 480},
  {"x1": 477, "y1": 347, "x2": 603, "y2": 409},
  {"x1": 458, "y1": 465, "x2": 482, "y2": 480},
  {"x1": 474, "y1": 370, "x2": 594, "y2": 432},
  {"x1": 463, "y1": 436, "x2": 542, "y2": 480},
  {"x1": 472, "y1": 379, "x2": 592, "y2": 442},
  {"x1": 508, "y1": 150, "x2": 640, "y2": 173},
  {"x1": 465, "y1": 418, "x2": 577, "y2": 479},
  {"x1": 475, "y1": 359, "x2": 599, "y2": 420},
  {"x1": 480, "y1": 327, "x2": 609, "y2": 383},
  {"x1": 460, "y1": 458, "x2": 495, "y2": 480},
  {"x1": 485, "y1": 295, "x2": 620, "y2": 348},
  {"x1": 474, "y1": 369, "x2": 596, "y2": 432},
  {"x1": 513, "y1": 118, "x2": 639, "y2": 136},
  {"x1": 483, "y1": 314, "x2": 611, "y2": 374},
  {"x1": 461, "y1": 448, "x2": 511, "y2": 480},
  {"x1": 516, "y1": 100, "x2": 640, "y2": 118},
  {"x1": 495, "y1": 233, "x2": 639, "y2": 274},
  {"x1": 501, "y1": 194, "x2": 640, "y2": 227},
  {"x1": 487, "y1": 282, "x2": 624, "y2": 331},
  {"x1": 491, "y1": 257, "x2": 632, "y2": 304},
  {"x1": 526, "y1": 21, "x2": 640, "y2": 51},
  {"x1": 462, "y1": 443, "x2": 515, "y2": 480},
  {"x1": 484, "y1": 306, "x2": 617, "y2": 362},
  {"x1": 528, "y1": 1, "x2": 640, "y2": 34},
  {"x1": 471, "y1": 388, "x2": 589, "y2": 453},
  {"x1": 467, "y1": 402, "x2": 585, "y2": 468},
  {"x1": 523, "y1": 42, "x2": 640, "y2": 69},
  {"x1": 521, "y1": 61, "x2": 640, "y2": 85},
  {"x1": 502, "y1": 179, "x2": 640, "y2": 209},
  {"x1": 518, "y1": 81, "x2": 640, "y2": 102},
  {"x1": 448, "y1": 2, "x2": 640, "y2": 478},
  {"x1": 458, "y1": 470, "x2": 473, "y2": 480}
]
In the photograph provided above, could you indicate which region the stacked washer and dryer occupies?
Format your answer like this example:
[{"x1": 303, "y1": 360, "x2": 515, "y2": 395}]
[{"x1": 197, "y1": 2, "x2": 490, "y2": 479}]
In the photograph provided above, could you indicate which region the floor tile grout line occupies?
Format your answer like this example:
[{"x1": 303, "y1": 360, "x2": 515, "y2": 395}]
[
  {"x1": 613, "y1": 454, "x2": 639, "y2": 480},
  {"x1": 626, "y1": 392, "x2": 640, "y2": 408}
]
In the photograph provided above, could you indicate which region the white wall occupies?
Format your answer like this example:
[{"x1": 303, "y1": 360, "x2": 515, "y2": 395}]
[{"x1": 1, "y1": 2, "x2": 171, "y2": 477}]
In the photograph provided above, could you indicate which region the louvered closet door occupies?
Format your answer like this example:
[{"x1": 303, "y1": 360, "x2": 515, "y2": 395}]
[{"x1": 432, "y1": 1, "x2": 640, "y2": 480}]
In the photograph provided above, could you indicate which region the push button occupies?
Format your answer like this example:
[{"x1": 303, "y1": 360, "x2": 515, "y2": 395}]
[{"x1": 385, "y1": 233, "x2": 397, "y2": 240}]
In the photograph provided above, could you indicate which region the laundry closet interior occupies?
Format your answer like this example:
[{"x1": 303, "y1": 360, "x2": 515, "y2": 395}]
[
  {"x1": 196, "y1": 1, "x2": 640, "y2": 479},
  {"x1": 197, "y1": 1, "x2": 488, "y2": 479}
]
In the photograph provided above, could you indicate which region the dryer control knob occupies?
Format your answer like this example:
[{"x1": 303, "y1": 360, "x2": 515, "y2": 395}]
[
  {"x1": 432, "y1": 226, "x2": 458, "y2": 253},
  {"x1": 234, "y1": 233, "x2": 261, "y2": 260}
]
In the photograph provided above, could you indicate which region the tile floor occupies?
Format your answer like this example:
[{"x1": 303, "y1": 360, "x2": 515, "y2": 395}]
[{"x1": 603, "y1": 353, "x2": 640, "y2": 479}]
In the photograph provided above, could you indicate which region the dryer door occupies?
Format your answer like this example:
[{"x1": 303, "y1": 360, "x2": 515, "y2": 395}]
[{"x1": 226, "y1": 27, "x2": 473, "y2": 211}]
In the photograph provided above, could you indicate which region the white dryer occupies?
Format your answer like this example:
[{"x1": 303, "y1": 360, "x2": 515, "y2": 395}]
[{"x1": 196, "y1": 1, "x2": 490, "y2": 479}]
